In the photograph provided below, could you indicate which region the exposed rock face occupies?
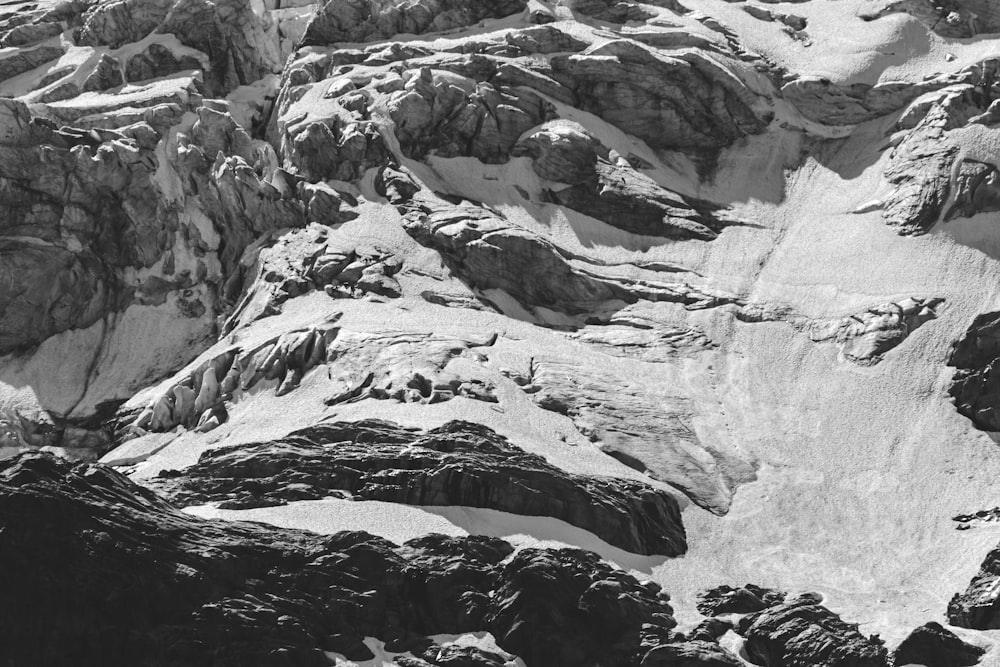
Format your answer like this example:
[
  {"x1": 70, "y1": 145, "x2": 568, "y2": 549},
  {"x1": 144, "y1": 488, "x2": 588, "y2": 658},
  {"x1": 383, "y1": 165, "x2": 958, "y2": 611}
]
[
  {"x1": 861, "y1": 0, "x2": 1000, "y2": 38},
  {"x1": 742, "y1": 4, "x2": 807, "y2": 32},
  {"x1": 513, "y1": 120, "x2": 735, "y2": 240},
  {"x1": 383, "y1": 168, "x2": 739, "y2": 321},
  {"x1": 301, "y1": 0, "x2": 528, "y2": 46},
  {"x1": 946, "y1": 159, "x2": 1000, "y2": 221},
  {"x1": 736, "y1": 594, "x2": 889, "y2": 667},
  {"x1": 950, "y1": 541, "x2": 1000, "y2": 629},
  {"x1": 696, "y1": 584, "x2": 786, "y2": 616},
  {"x1": 782, "y1": 74, "x2": 967, "y2": 126},
  {"x1": 739, "y1": 298, "x2": 942, "y2": 365},
  {"x1": 893, "y1": 622, "x2": 985, "y2": 667},
  {"x1": 545, "y1": 41, "x2": 768, "y2": 154},
  {"x1": 947, "y1": 311, "x2": 1000, "y2": 431},
  {"x1": 223, "y1": 225, "x2": 405, "y2": 333},
  {"x1": 0, "y1": 99, "x2": 169, "y2": 353},
  {"x1": 151, "y1": 418, "x2": 687, "y2": 556},
  {"x1": 0, "y1": 452, "x2": 728, "y2": 666},
  {"x1": 871, "y1": 71, "x2": 997, "y2": 234},
  {"x1": 126, "y1": 323, "x2": 339, "y2": 434},
  {"x1": 78, "y1": 0, "x2": 279, "y2": 94},
  {"x1": 388, "y1": 67, "x2": 555, "y2": 164}
]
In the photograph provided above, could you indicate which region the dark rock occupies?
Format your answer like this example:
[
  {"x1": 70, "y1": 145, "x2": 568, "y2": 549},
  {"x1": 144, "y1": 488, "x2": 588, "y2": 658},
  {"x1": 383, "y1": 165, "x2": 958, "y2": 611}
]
[
  {"x1": 547, "y1": 40, "x2": 768, "y2": 153},
  {"x1": 893, "y1": 622, "x2": 984, "y2": 667},
  {"x1": 949, "y1": 540, "x2": 1000, "y2": 629},
  {"x1": 947, "y1": 311, "x2": 1000, "y2": 431},
  {"x1": 1, "y1": 20, "x2": 63, "y2": 47},
  {"x1": 151, "y1": 418, "x2": 688, "y2": 556},
  {"x1": 640, "y1": 640, "x2": 742, "y2": 666},
  {"x1": 81, "y1": 53, "x2": 124, "y2": 92},
  {"x1": 387, "y1": 67, "x2": 556, "y2": 164},
  {"x1": 687, "y1": 618, "x2": 733, "y2": 643},
  {"x1": 736, "y1": 594, "x2": 889, "y2": 667},
  {"x1": 0, "y1": 42, "x2": 64, "y2": 82},
  {"x1": 742, "y1": 4, "x2": 807, "y2": 31},
  {"x1": 0, "y1": 452, "x2": 722, "y2": 666},
  {"x1": 125, "y1": 42, "x2": 203, "y2": 83},
  {"x1": 696, "y1": 584, "x2": 786, "y2": 616},
  {"x1": 301, "y1": 0, "x2": 528, "y2": 46},
  {"x1": 946, "y1": 159, "x2": 1000, "y2": 221},
  {"x1": 155, "y1": 0, "x2": 279, "y2": 95},
  {"x1": 861, "y1": 0, "x2": 1000, "y2": 38},
  {"x1": 513, "y1": 121, "x2": 734, "y2": 240}
]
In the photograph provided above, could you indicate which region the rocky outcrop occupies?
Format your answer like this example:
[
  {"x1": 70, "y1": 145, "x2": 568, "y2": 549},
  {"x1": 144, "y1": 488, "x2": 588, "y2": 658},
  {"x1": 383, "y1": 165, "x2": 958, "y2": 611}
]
[
  {"x1": 947, "y1": 311, "x2": 1000, "y2": 431},
  {"x1": 742, "y1": 4, "x2": 807, "y2": 32},
  {"x1": 124, "y1": 42, "x2": 203, "y2": 83},
  {"x1": 950, "y1": 541, "x2": 1000, "y2": 629},
  {"x1": 872, "y1": 71, "x2": 997, "y2": 234},
  {"x1": 223, "y1": 224, "x2": 404, "y2": 332},
  {"x1": 151, "y1": 418, "x2": 687, "y2": 556},
  {"x1": 383, "y1": 169, "x2": 738, "y2": 321},
  {"x1": 893, "y1": 622, "x2": 985, "y2": 667},
  {"x1": 320, "y1": 329, "x2": 499, "y2": 406},
  {"x1": 0, "y1": 100, "x2": 172, "y2": 352},
  {"x1": 946, "y1": 159, "x2": 1000, "y2": 221},
  {"x1": 545, "y1": 41, "x2": 768, "y2": 154},
  {"x1": 782, "y1": 75, "x2": 967, "y2": 126},
  {"x1": 0, "y1": 42, "x2": 64, "y2": 82},
  {"x1": 301, "y1": 0, "x2": 528, "y2": 47},
  {"x1": 126, "y1": 323, "x2": 339, "y2": 434},
  {"x1": 861, "y1": 0, "x2": 1000, "y2": 38},
  {"x1": 388, "y1": 67, "x2": 555, "y2": 164},
  {"x1": 0, "y1": 452, "x2": 721, "y2": 666},
  {"x1": 739, "y1": 298, "x2": 942, "y2": 365},
  {"x1": 736, "y1": 594, "x2": 889, "y2": 667},
  {"x1": 513, "y1": 121, "x2": 737, "y2": 240},
  {"x1": 77, "y1": 0, "x2": 279, "y2": 95},
  {"x1": 696, "y1": 584, "x2": 786, "y2": 616}
]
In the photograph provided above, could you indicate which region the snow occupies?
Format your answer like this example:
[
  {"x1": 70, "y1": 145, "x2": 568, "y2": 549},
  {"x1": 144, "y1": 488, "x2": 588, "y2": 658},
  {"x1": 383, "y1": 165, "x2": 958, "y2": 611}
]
[
  {"x1": 183, "y1": 497, "x2": 668, "y2": 573},
  {"x1": 8, "y1": 0, "x2": 1000, "y2": 656}
]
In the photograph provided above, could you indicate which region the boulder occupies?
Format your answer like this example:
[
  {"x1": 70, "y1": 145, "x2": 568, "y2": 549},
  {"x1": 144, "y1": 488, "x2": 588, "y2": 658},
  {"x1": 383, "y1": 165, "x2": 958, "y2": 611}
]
[{"x1": 893, "y1": 622, "x2": 984, "y2": 667}]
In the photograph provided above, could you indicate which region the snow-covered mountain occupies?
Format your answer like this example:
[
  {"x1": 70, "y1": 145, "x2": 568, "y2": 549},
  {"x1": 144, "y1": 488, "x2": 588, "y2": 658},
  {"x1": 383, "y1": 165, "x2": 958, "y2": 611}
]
[{"x1": 2, "y1": 0, "x2": 1000, "y2": 664}]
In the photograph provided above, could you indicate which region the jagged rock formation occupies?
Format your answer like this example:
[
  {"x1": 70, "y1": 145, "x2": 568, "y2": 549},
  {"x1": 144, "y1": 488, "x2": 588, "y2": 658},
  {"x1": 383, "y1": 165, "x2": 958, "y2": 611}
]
[
  {"x1": 950, "y1": 542, "x2": 1000, "y2": 629},
  {"x1": 301, "y1": 0, "x2": 528, "y2": 46},
  {"x1": 946, "y1": 159, "x2": 1000, "y2": 221},
  {"x1": 696, "y1": 583, "x2": 786, "y2": 616},
  {"x1": 735, "y1": 594, "x2": 889, "y2": 667},
  {"x1": 864, "y1": 66, "x2": 998, "y2": 234},
  {"x1": 947, "y1": 311, "x2": 1000, "y2": 431},
  {"x1": 893, "y1": 622, "x2": 985, "y2": 667},
  {"x1": 150, "y1": 419, "x2": 687, "y2": 556},
  {"x1": 0, "y1": 452, "x2": 728, "y2": 666},
  {"x1": 512, "y1": 120, "x2": 738, "y2": 240}
]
